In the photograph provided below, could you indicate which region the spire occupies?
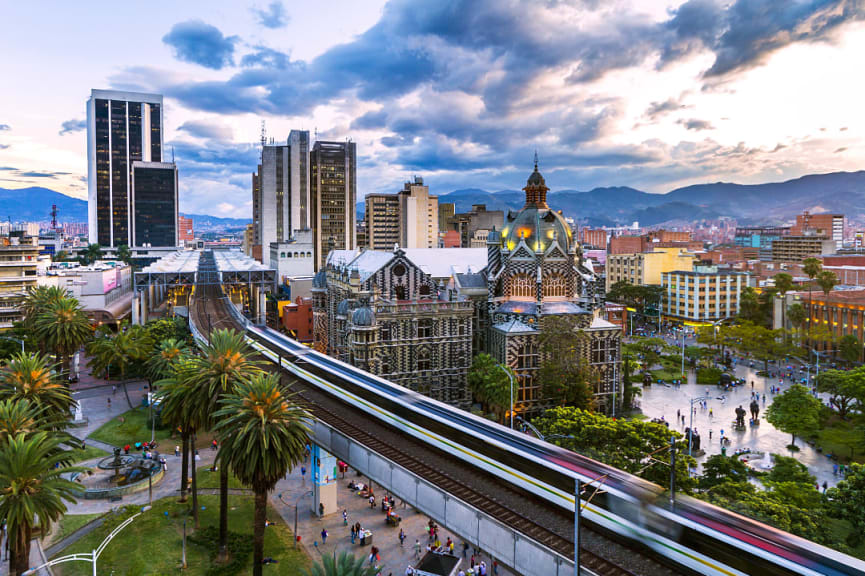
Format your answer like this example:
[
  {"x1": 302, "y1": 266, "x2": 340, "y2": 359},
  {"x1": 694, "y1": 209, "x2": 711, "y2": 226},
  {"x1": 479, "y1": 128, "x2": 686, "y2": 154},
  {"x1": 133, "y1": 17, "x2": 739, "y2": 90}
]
[
  {"x1": 523, "y1": 154, "x2": 549, "y2": 208},
  {"x1": 533, "y1": 149, "x2": 538, "y2": 170}
]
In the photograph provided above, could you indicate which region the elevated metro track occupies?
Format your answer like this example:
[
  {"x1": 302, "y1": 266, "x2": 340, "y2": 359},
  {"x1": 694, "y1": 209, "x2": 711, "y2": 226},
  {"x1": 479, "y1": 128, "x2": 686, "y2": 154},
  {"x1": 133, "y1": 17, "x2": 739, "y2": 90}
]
[{"x1": 189, "y1": 270, "x2": 865, "y2": 576}]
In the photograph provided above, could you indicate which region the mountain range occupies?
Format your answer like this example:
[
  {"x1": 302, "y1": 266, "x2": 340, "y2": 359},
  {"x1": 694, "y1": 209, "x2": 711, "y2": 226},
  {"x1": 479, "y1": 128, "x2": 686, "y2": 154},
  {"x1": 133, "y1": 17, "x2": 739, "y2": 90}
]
[
  {"x1": 5, "y1": 170, "x2": 865, "y2": 233},
  {"x1": 0, "y1": 187, "x2": 250, "y2": 231},
  {"x1": 357, "y1": 171, "x2": 865, "y2": 227}
]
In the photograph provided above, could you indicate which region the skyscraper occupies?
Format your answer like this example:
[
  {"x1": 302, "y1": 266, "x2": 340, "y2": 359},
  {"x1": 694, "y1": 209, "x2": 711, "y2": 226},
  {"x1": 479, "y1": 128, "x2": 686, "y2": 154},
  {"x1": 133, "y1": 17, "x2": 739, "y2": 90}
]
[
  {"x1": 398, "y1": 177, "x2": 438, "y2": 249},
  {"x1": 131, "y1": 162, "x2": 178, "y2": 247},
  {"x1": 311, "y1": 140, "x2": 356, "y2": 270},
  {"x1": 365, "y1": 193, "x2": 400, "y2": 250},
  {"x1": 252, "y1": 129, "x2": 310, "y2": 265},
  {"x1": 87, "y1": 89, "x2": 163, "y2": 247}
]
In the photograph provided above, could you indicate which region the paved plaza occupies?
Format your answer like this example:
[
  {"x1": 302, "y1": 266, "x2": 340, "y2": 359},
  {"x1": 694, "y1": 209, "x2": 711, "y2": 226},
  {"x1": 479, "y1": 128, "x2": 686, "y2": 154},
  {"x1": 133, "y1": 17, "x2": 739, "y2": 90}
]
[{"x1": 636, "y1": 345, "x2": 841, "y2": 488}]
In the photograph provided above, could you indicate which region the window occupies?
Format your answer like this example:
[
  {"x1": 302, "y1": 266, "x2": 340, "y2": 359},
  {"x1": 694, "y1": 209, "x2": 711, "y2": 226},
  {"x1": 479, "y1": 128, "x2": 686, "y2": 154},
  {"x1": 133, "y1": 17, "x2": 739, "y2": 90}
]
[
  {"x1": 509, "y1": 273, "x2": 534, "y2": 299},
  {"x1": 381, "y1": 324, "x2": 392, "y2": 341},
  {"x1": 395, "y1": 285, "x2": 407, "y2": 300},
  {"x1": 543, "y1": 273, "x2": 568, "y2": 297},
  {"x1": 417, "y1": 349, "x2": 431, "y2": 371},
  {"x1": 418, "y1": 319, "x2": 433, "y2": 338},
  {"x1": 419, "y1": 285, "x2": 431, "y2": 296}
]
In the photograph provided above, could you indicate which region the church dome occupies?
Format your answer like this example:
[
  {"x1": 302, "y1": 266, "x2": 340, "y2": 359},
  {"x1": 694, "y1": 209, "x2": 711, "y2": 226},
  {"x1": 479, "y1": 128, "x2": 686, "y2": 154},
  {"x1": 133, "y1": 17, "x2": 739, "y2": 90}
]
[
  {"x1": 312, "y1": 268, "x2": 327, "y2": 289},
  {"x1": 502, "y1": 158, "x2": 572, "y2": 252},
  {"x1": 351, "y1": 306, "x2": 375, "y2": 327},
  {"x1": 336, "y1": 299, "x2": 351, "y2": 316}
]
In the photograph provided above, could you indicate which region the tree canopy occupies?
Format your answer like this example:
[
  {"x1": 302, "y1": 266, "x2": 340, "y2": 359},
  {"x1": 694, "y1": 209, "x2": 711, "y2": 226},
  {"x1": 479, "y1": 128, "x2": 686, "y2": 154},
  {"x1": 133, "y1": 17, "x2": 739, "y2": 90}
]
[
  {"x1": 537, "y1": 316, "x2": 595, "y2": 408},
  {"x1": 467, "y1": 353, "x2": 514, "y2": 422},
  {"x1": 765, "y1": 384, "x2": 823, "y2": 447},
  {"x1": 817, "y1": 368, "x2": 865, "y2": 420}
]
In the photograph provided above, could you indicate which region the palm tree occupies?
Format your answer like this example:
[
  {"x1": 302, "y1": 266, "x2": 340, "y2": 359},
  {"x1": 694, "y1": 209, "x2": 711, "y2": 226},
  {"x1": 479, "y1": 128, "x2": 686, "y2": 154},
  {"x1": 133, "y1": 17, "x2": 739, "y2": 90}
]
[
  {"x1": 773, "y1": 272, "x2": 794, "y2": 335},
  {"x1": 305, "y1": 551, "x2": 378, "y2": 576},
  {"x1": 156, "y1": 359, "x2": 201, "y2": 524},
  {"x1": 802, "y1": 257, "x2": 822, "y2": 340},
  {"x1": 87, "y1": 327, "x2": 152, "y2": 409},
  {"x1": 53, "y1": 250, "x2": 70, "y2": 262},
  {"x1": 33, "y1": 297, "x2": 92, "y2": 378},
  {"x1": 116, "y1": 244, "x2": 132, "y2": 264},
  {"x1": 215, "y1": 373, "x2": 309, "y2": 576},
  {"x1": 192, "y1": 328, "x2": 261, "y2": 562},
  {"x1": 0, "y1": 399, "x2": 45, "y2": 445},
  {"x1": 20, "y1": 285, "x2": 68, "y2": 335},
  {"x1": 82, "y1": 243, "x2": 103, "y2": 265},
  {"x1": 145, "y1": 338, "x2": 189, "y2": 384},
  {"x1": 0, "y1": 432, "x2": 83, "y2": 576},
  {"x1": 0, "y1": 352, "x2": 74, "y2": 423},
  {"x1": 787, "y1": 303, "x2": 807, "y2": 346}
]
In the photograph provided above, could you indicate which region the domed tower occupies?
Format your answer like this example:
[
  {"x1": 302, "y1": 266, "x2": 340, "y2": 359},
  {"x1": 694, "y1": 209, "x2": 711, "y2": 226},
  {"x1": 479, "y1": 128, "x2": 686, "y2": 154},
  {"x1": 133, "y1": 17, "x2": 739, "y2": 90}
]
[{"x1": 311, "y1": 268, "x2": 329, "y2": 353}]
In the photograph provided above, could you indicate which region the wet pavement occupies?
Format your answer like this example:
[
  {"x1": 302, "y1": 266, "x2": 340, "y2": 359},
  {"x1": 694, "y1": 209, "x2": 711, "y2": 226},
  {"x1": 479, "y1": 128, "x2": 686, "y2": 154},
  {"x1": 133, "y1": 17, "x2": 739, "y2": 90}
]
[{"x1": 635, "y1": 344, "x2": 842, "y2": 488}]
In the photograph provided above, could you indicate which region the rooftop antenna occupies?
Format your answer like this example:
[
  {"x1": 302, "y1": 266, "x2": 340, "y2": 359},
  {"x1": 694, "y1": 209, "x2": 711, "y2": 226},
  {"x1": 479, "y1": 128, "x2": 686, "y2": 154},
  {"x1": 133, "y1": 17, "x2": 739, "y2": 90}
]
[
  {"x1": 171, "y1": 146, "x2": 175, "y2": 163},
  {"x1": 314, "y1": 127, "x2": 318, "y2": 141},
  {"x1": 260, "y1": 120, "x2": 267, "y2": 148}
]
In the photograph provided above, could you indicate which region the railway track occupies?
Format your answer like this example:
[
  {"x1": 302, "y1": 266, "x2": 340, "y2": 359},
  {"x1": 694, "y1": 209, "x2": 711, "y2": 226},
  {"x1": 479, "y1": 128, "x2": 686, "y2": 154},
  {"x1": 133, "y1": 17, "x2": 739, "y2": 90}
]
[{"x1": 190, "y1": 283, "x2": 674, "y2": 576}]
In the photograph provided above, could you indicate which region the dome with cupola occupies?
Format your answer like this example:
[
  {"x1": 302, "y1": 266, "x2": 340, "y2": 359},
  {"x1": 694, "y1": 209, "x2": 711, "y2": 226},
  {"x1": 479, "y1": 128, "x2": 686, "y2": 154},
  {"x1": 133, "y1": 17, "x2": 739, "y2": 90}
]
[{"x1": 502, "y1": 157, "x2": 573, "y2": 253}]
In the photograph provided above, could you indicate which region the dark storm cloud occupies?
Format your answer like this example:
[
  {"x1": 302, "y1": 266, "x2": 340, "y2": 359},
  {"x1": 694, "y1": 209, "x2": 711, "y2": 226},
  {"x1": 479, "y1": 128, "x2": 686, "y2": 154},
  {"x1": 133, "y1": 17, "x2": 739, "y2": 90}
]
[
  {"x1": 177, "y1": 120, "x2": 233, "y2": 141},
  {"x1": 15, "y1": 170, "x2": 71, "y2": 178},
  {"x1": 163, "y1": 20, "x2": 238, "y2": 70},
  {"x1": 59, "y1": 118, "x2": 86, "y2": 135},
  {"x1": 253, "y1": 2, "x2": 289, "y2": 29},
  {"x1": 240, "y1": 46, "x2": 291, "y2": 69},
  {"x1": 678, "y1": 118, "x2": 714, "y2": 131}
]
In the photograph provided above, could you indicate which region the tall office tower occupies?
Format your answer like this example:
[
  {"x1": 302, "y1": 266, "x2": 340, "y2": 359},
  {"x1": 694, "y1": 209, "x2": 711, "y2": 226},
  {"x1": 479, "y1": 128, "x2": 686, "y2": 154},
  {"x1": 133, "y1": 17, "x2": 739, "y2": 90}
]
[
  {"x1": 365, "y1": 193, "x2": 400, "y2": 249},
  {"x1": 131, "y1": 162, "x2": 178, "y2": 247},
  {"x1": 398, "y1": 177, "x2": 438, "y2": 249},
  {"x1": 438, "y1": 202, "x2": 455, "y2": 234},
  {"x1": 311, "y1": 140, "x2": 356, "y2": 270},
  {"x1": 87, "y1": 90, "x2": 163, "y2": 247},
  {"x1": 253, "y1": 130, "x2": 311, "y2": 266}
]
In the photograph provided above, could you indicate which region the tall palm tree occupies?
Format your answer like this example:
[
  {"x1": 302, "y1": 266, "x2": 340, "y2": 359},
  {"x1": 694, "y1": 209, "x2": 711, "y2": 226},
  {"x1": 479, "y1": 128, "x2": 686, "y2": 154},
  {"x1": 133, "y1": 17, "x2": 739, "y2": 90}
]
[
  {"x1": 87, "y1": 327, "x2": 152, "y2": 409},
  {"x1": 0, "y1": 399, "x2": 45, "y2": 445},
  {"x1": 215, "y1": 373, "x2": 309, "y2": 576},
  {"x1": 20, "y1": 285, "x2": 69, "y2": 337},
  {"x1": 156, "y1": 359, "x2": 202, "y2": 525},
  {"x1": 33, "y1": 297, "x2": 92, "y2": 378},
  {"x1": 802, "y1": 257, "x2": 822, "y2": 341},
  {"x1": 145, "y1": 338, "x2": 189, "y2": 384},
  {"x1": 305, "y1": 551, "x2": 378, "y2": 576},
  {"x1": 0, "y1": 352, "x2": 74, "y2": 423},
  {"x1": 82, "y1": 243, "x2": 103, "y2": 265},
  {"x1": 192, "y1": 328, "x2": 261, "y2": 562},
  {"x1": 0, "y1": 432, "x2": 83, "y2": 576},
  {"x1": 116, "y1": 244, "x2": 132, "y2": 264}
]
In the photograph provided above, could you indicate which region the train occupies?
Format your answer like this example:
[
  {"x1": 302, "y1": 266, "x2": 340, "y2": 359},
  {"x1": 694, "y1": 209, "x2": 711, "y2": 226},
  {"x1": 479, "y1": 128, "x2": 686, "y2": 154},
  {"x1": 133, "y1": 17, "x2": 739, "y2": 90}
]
[{"x1": 203, "y1": 299, "x2": 865, "y2": 576}]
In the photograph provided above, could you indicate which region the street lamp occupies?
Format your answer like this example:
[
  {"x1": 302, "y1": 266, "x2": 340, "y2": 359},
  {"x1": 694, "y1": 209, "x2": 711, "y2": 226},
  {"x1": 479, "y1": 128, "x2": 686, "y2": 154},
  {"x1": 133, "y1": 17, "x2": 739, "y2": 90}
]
[
  {"x1": 495, "y1": 364, "x2": 516, "y2": 429},
  {"x1": 687, "y1": 395, "x2": 709, "y2": 461},
  {"x1": 279, "y1": 490, "x2": 313, "y2": 549}
]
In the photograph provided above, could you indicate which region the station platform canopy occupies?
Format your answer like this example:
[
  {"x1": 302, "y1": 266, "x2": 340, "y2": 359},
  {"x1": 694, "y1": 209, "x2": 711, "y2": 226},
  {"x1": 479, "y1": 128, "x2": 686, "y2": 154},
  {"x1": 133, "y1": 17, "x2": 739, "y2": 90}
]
[
  {"x1": 212, "y1": 250, "x2": 276, "y2": 288},
  {"x1": 134, "y1": 250, "x2": 201, "y2": 289}
]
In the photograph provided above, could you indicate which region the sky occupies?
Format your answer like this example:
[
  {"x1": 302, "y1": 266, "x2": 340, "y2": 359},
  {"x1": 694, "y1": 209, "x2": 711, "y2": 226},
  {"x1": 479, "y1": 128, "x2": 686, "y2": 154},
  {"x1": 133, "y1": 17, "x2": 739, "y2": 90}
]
[{"x1": 1, "y1": 0, "x2": 864, "y2": 219}]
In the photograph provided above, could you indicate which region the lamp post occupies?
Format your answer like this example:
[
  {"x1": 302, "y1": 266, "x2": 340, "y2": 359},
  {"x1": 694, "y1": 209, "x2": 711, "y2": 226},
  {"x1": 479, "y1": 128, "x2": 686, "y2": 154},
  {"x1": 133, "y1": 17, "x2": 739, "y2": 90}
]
[
  {"x1": 279, "y1": 490, "x2": 313, "y2": 549},
  {"x1": 687, "y1": 395, "x2": 709, "y2": 463},
  {"x1": 680, "y1": 328, "x2": 686, "y2": 380},
  {"x1": 496, "y1": 364, "x2": 516, "y2": 429}
]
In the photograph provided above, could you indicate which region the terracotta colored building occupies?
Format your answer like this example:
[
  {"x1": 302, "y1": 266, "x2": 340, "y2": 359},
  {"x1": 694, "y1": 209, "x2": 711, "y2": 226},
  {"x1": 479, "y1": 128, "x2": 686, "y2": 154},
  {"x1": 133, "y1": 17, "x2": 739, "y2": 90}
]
[
  {"x1": 647, "y1": 229, "x2": 691, "y2": 243},
  {"x1": 609, "y1": 235, "x2": 646, "y2": 255},
  {"x1": 280, "y1": 297, "x2": 314, "y2": 343},
  {"x1": 178, "y1": 215, "x2": 194, "y2": 244},
  {"x1": 580, "y1": 228, "x2": 608, "y2": 249}
]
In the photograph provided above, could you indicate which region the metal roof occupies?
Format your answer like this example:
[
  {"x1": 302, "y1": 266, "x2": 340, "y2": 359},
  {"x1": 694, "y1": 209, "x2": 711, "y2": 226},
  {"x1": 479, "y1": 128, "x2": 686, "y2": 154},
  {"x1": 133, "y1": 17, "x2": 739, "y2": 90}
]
[
  {"x1": 139, "y1": 250, "x2": 200, "y2": 274},
  {"x1": 213, "y1": 250, "x2": 272, "y2": 273}
]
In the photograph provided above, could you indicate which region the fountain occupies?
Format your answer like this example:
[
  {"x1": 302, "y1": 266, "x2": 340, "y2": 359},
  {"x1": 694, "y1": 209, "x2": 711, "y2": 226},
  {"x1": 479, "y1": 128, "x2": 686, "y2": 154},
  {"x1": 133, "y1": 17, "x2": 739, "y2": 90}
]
[
  {"x1": 76, "y1": 448, "x2": 163, "y2": 499},
  {"x1": 759, "y1": 452, "x2": 774, "y2": 470}
]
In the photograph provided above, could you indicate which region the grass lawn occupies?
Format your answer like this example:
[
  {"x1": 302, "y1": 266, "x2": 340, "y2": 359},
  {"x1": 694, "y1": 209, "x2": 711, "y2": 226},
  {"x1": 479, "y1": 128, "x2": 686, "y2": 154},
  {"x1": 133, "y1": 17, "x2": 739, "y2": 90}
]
[
  {"x1": 650, "y1": 368, "x2": 684, "y2": 382},
  {"x1": 813, "y1": 416, "x2": 865, "y2": 464},
  {"x1": 44, "y1": 513, "x2": 103, "y2": 548},
  {"x1": 53, "y1": 494, "x2": 310, "y2": 576},
  {"x1": 87, "y1": 408, "x2": 174, "y2": 448},
  {"x1": 197, "y1": 465, "x2": 246, "y2": 490},
  {"x1": 826, "y1": 517, "x2": 865, "y2": 560},
  {"x1": 66, "y1": 444, "x2": 109, "y2": 464}
]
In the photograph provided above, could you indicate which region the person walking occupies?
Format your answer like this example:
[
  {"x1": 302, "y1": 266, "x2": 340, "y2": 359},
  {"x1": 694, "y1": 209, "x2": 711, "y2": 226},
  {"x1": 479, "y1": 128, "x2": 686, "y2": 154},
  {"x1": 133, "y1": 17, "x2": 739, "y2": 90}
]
[
  {"x1": 351, "y1": 525, "x2": 357, "y2": 544},
  {"x1": 321, "y1": 528, "x2": 328, "y2": 545},
  {"x1": 414, "y1": 539, "x2": 421, "y2": 558},
  {"x1": 399, "y1": 529, "x2": 406, "y2": 547},
  {"x1": 343, "y1": 509, "x2": 348, "y2": 526}
]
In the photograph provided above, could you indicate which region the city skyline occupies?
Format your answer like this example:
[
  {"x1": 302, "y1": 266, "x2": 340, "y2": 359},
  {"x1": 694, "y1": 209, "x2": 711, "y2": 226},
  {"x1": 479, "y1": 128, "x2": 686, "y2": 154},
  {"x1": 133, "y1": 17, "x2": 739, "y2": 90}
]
[{"x1": 1, "y1": 0, "x2": 864, "y2": 219}]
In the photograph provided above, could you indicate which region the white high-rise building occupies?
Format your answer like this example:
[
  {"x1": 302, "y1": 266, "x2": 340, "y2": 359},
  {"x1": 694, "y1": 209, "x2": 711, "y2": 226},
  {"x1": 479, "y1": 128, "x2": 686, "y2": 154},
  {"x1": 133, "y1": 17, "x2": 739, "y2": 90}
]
[
  {"x1": 86, "y1": 89, "x2": 164, "y2": 248},
  {"x1": 399, "y1": 177, "x2": 438, "y2": 249}
]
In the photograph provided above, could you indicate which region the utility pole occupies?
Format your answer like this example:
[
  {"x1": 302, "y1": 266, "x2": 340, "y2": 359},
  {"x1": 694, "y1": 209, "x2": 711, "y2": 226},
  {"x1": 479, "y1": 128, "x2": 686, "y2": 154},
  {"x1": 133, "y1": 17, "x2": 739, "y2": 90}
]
[{"x1": 574, "y1": 478, "x2": 581, "y2": 576}]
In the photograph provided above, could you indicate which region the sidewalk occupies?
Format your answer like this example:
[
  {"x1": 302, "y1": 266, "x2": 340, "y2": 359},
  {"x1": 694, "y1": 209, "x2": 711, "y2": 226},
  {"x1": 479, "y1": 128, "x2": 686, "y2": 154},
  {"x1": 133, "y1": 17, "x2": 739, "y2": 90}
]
[{"x1": 270, "y1": 462, "x2": 511, "y2": 575}]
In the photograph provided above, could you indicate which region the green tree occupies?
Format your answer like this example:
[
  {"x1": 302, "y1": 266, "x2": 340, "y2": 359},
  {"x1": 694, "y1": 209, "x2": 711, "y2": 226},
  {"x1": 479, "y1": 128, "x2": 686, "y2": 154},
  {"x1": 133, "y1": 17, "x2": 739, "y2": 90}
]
[
  {"x1": 82, "y1": 243, "x2": 103, "y2": 265},
  {"x1": 87, "y1": 326, "x2": 154, "y2": 409},
  {"x1": 33, "y1": 296, "x2": 92, "y2": 377},
  {"x1": 816, "y1": 269, "x2": 838, "y2": 300},
  {"x1": 145, "y1": 317, "x2": 191, "y2": 346},
  {"x1": 192, "y1": 328, "x2": 261, "y2": 562},
  {"x1": 0, "y1": 432, "x2": 83, "y2": 575},
  {"x1": 698, "y1": 454, "x2": 749, "y2": 490},
  {"x1": 787, "y1": 303, "x2": 807, "y2": 346},
  {"x1": 538, "y1": 316, "x2": 596, "y2": 408},
  {"x1": 20, "y1": 285, "x2": 69, "y2": 338},
  {"x1": 305, "y1": 550, "x2": 378, "y2": 576},
  {"x1": 766, "y1": 455, "x2": 816, "y2": 485},
  {"x1": 467, "y1": 353, "x2": 513, "y2": 422},
  {"x1": 839, "y1": 334, "x2": 861, "y2": 366},
  {"x1": 0, "y1": 400, "x2": 49, "y2": 445},
  {"x1": 215, "y1": 373, "x2": 309, "y2": 576},
  {"x1": 738, "y1": 286, "x2": 765, "y2": 325},
  {"x1": 826, "y1": 463, "x2": 865, "y2": 546},
  {"x1": 532, "y1": 407, "x2": 696, "y2": 492},
  {"x1": 766, "y1": 384, "x2": 823, "y2": 447},
  {"x1": 803, "y1": 257, "x2": 822, "y2": 338},
  {"x1": 817, "y1": 368, "x2": 865, "y2": 420},
  {"x1": 116, "y1": 244, "x2": 132, "y2": 264},
  {"x1": 0, "y1": 352, "x2": 74, "y2": 423},
  {"x1": 53, "y1": 250, "x2": 70, "y2": 262},
  {"x1": 145, "y1": 338, "x2": 189, "y2": 383},
  {"x1": 620, "y1": 352, "x2": 641, "y2": 411}
]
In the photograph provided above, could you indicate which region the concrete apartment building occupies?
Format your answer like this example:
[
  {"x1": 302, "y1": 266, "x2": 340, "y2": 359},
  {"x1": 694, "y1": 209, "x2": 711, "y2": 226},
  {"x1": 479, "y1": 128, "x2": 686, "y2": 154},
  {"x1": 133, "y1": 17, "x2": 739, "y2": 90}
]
[
  {"x1": 438, "y1": 202, "x2": 455, "y2": 234},
  {"x1": 311, "y1": 140, "x2": 356, "y2": 270},
  {"x1": 448, "y1": 204, "x2": 504, "y2": 248},
  {"x1": 771, "y1": 235, "x2": 836, "y2": 262},
  {"x1": 792, "y1": 211, "x2": 844, "y2": 249},
  {"x1": 365, "y1": 193, "x2": 400, "y2": 250},
  {"x1": 399, "y1": 177, "x2": 438, "y2": 249},
  {"x1": 605, "y1": 247, "x2": 697, "y2": 291},
  {"x1": 0, "y1": 237, "x2": 40, "y2": 329},
  {"x1": 580, "y1": 228, "x2": 607, "y2": 249},
  {"x1": 662, "y1": 267, "x2": 751, "y2": 323}
]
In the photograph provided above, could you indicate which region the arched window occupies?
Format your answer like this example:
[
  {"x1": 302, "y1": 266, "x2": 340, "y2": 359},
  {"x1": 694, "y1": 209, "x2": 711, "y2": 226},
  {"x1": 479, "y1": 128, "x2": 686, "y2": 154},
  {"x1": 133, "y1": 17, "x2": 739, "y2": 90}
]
[
  {"x1": 419, "y1": 284, "x2": 431, "y2": 297},
  {"x1": 287, "y1": 253, "x2": 292, "y2": 258},
  {"x1": 307, "y1": 252, "x2": 312, "y2": 258},
  {"x1": 418, "y1": 318, "x2": 433, "y2": 338},
  {"x1": 417, "y1": 349, "x2": 431, "y2": 371},
  {"x1": 543, "y1": 273, "x2": 568, "y2": 298},
  {"x1": 281, "y1": 252, "x2": 286, "y2": 258},
  {"x1": 508, "y1": 273, "x2": 534, "y2": 299},
  {"x1": 395, "y1": 285, "x2": 407, "y2": 300}
]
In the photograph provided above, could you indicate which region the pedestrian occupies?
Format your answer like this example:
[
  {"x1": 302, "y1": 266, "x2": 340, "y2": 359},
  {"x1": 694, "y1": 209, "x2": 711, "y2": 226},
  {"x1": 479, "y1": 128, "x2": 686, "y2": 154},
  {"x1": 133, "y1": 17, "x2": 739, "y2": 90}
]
[
  {"x1": 124, "y1": 444, "x2": 130, "y2": 454},
  {"x1": 319, "y1": 502, "x2": 325, "y2": 517},
  {"x1": 343, "y1": 509, "x2": 348, "y2": 526},
  {"x1": 174, "y1": 445, "x2": 180, "y2": 457},
  {"x1": 211, "y1": 439, "x2": 218, "y2": 451},
  {"x1": 107, "y1": 397, "x2": 111, "y2": 409},
  {"x1": 369, "y1": 494, "x2": 376, "y2": 509},
  {"x1": 414, "y1": 539, "x2": 421, "y2": 558},
  {"x1": 833, "y1": 464, "x2": 838, "y2": 475},
  {"x1": 351, "y1": 525, "x2": 357, "y2": 544},
  {"x1": 301, "y1": 465, "x2": 306, "y2": 482},
  {"x1": 822, "y1": 481, "x2": 828, "y2": 493},
  {"x1": 194, "y1": 449, "x2": 200, "y2": 462},
  {"x1": 399, "y1": 529, "x2": 406, "y2": 547},
  {"x1": 112, "y1": 384, "x2": 117, "y2": 395},
  {"x1": 321, "y1": 528, "x2": 328, "y2": 544},
  {"x1": 463, "y1": 541, "x2": 469, "y2": 558}
]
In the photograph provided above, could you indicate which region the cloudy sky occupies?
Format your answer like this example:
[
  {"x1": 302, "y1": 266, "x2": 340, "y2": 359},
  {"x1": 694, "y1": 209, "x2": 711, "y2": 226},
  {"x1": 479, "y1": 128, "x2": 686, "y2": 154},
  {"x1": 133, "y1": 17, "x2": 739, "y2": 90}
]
[{"x1": 1, "y1": 0, "x2": 864, "y2": 218}]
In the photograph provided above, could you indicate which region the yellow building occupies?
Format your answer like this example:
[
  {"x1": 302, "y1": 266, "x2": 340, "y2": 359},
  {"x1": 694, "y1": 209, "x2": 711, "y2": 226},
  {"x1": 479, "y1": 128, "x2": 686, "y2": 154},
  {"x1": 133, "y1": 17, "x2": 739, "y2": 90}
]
[
  {"x1": 0, "y1": 238, "x2": 40, "y2": 329},
  {"x1": 662, "y1": 267, "x2": 751, "y2": 323},
  {"x1": 605, "y1": 247, "x2": 696, "y2": 291}
]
